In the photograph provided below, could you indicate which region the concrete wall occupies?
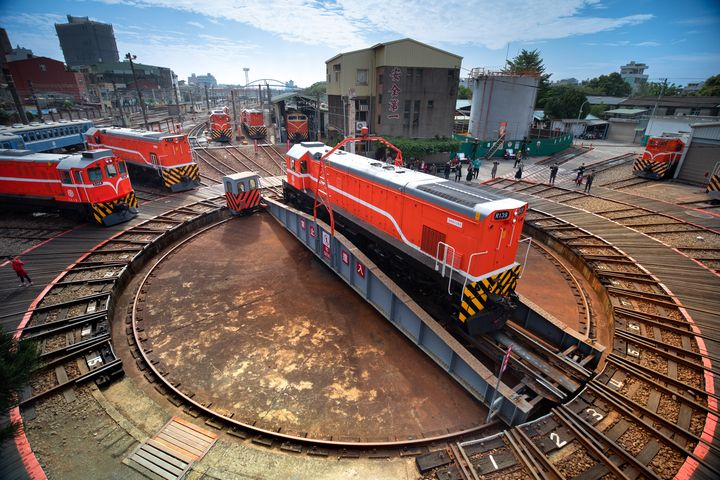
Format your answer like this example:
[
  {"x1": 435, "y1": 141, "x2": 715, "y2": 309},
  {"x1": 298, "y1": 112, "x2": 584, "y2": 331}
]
[{"x1": 468, "y1": 75, "x2": 538, "y2": 141}]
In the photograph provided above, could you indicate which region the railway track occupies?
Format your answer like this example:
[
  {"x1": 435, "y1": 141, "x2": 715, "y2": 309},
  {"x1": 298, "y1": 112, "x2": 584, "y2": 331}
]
[
  {"x1": 15, "y1": 197, "x2": 229, "y2": 414},
  {"x1": 488, "y1": 178, "x2": 720, "y2": 274},
  {"x1": 420, "y1": 204, "x2": 719, "y2": 479}
]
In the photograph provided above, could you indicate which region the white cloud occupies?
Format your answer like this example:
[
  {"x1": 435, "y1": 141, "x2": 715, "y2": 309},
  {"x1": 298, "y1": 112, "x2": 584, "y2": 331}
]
[
  {"x1": 634, "y1": 41, "x2": 660, "y2": 47},
  {"x1": 584, "y1": 40, "x2": 660, "y2": 47},
  {"x1": 187, "y1": 21, "x2": 204, "y2": 29},
  {"x1": 91, "y1": 0, "x2": 653, "y2": 51}
]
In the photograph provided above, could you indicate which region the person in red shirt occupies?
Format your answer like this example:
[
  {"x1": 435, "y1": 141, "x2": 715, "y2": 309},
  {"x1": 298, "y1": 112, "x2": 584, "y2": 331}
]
[{"x1": 9, "y1": 256, "x2": 32, "y2": 287}]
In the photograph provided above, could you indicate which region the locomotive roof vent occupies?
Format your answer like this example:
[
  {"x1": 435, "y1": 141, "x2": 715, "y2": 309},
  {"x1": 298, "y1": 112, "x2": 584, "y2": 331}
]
[
  {"x1": 300, "y1": 142, "x2": 325, "y2": 148},
  {"x1": 382, "y1": 165, "x2": 395, "y2": 170},
  {"x1": 313, "y1": 152, "x2": 322, "y2": 160},
  {"x1": 81, "y1": 149, "x2": 113, "y2": 160},
  {"x1": 370, "y1": 162, "x2": 383, "y2": 167}
]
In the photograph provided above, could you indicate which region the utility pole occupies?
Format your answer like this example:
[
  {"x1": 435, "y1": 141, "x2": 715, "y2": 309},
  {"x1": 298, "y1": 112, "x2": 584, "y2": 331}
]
[
  {"x1": 172, "y1": 74, "x2": 183, "y2": 126},
  {"x1": 126, "y1": 52, "x2": 149, "y2": 130},
  {"x1": 2, "y1": 66, "x2": 28, "y2": 124},
  {"x1": 27, "y1": 80, "x2": 43, "y2": 122},
  {"x1": 204, "y1": 84, "x2": 210, "y2": 110},
  {"x1": 257, "y1": 85, "x2": 263, "y2": 109},
  {"x1": 230, "y1": 89, "x2": 237, "y2": 136},
  {"x1": 651, "y1": 78, "x2": 667, "y2": 118},
  {"x1": 315, "y1": 92, "x2": 321, "y2": 141}
]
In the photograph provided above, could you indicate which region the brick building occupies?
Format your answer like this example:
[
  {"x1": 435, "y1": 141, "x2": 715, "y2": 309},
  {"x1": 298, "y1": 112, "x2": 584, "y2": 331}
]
[{"x1": 6, "y1": 56, "x2": 88, "y2": 102}]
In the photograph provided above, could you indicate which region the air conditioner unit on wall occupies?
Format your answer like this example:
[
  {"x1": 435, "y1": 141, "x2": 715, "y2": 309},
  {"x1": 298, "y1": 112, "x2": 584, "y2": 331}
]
[{"x1": 356, "y1": 121, "x2": 367, "y2": 131}]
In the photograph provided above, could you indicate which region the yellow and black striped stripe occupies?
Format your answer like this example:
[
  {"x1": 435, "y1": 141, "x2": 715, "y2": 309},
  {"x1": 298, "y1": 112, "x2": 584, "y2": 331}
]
[
  {"x1": 246, "y1": 125, "x2": 267, "y2": 139},
  {"x1": 91, "y1": 192, "x2": 138, "y2": 224},
  {"x1": 707, "y1": 173, "x2": 720, "y2": 196},
  {"x1": 211, "y1": 128, "x2": 232, "y2": 142},
  {"x1": 633, "y1": 157, "x2": 673, "y2": 179},
  {"x1": 161, "y1": 164, "x2": 200, "y2": 189},
  {"x1": 458, "y1": 264, "x2": 521, "y2": 332}
]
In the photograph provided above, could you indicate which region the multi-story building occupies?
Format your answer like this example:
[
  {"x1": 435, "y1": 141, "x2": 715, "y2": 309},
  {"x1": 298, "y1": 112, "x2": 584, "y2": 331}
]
[
  {"x1": 188, "y1": 73, "x2": 217, "y2": 87},
  {"x1": 6, "y1": 56, "x2": 88, "y2": 102},
  {"x1": 326, "y1": 38, "x2": 462, "y2": 138},
  {"x1": 55, "y1": 15, "x2": 120, "y2": 68},
  {"x1": 620, "y1": 61, "x2": 648, "y2": 93}
]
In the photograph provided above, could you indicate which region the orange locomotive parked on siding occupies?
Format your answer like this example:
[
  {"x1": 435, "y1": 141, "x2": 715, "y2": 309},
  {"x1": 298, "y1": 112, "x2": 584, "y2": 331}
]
[
  {"x1": 210, "y1": 107, "x2": 232, "y2": 143},
  {"x1": 86, "y1": 127, "x2": 200, "y2": 192},
  {"x1": 283, "y1": 137, "x2": 527, "y2": 333},
  {"x1": 0, "y1": 149, "x2": 138, "y2": 226},
  {"x1": 240, "y1": 109, "x2": 266, "y2": 140},
  {"x1": 633, "y1": 135, "x2": 686, "y2": 180},
  {"x1": 286, "y1": 111, "x2": 308, "y2": 142}
]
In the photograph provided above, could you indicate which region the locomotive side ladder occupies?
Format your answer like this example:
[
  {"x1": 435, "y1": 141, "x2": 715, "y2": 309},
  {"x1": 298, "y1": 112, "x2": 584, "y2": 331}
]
[{"x1": 313, "y1": 149, "x2": 335, "y2": 234}]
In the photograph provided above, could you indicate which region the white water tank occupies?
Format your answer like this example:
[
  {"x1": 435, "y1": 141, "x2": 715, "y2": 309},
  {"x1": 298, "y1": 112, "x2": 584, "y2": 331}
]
[{"x1": 468, "y1": 74, "x2": 538, "y2": 141}]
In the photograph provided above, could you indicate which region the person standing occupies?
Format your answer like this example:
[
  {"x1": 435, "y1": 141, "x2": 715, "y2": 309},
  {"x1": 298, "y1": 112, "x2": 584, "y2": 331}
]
[
  {"x1": 514, "y1": 163, "x2": 523, "y2": 180},
  {"x1": 575, "y1": 163, "x2": 586, "y2": 185},
  {"x1": 466, "y1": 165, "x2": 473, "y2": 181},
  {"x1": 549, "y1": 163, "x2": 559, "y2": 185},
  {"x1": 9, "y1": 256, "x2": 32, "y2": 287},
  {"x1": 491, "y1": 160, "x2": 499, "y2": 179},
  {"x1": 454, "y1": 163, "x2": 462, "y2": 182},
  {"x1": 444, "y1": 162, "x2": 451, "y2": 179},
  {"x1": 584, "y1": 170, "x2": 596, "y2": 193},
  {"x1": 472, "y1": 158, "x2": 481, "y2": 179}
]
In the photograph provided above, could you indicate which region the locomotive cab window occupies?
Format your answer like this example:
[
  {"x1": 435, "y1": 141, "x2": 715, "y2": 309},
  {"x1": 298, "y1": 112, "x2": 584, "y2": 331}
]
[
  {"x1": 249, "y1": 178, "x2": 257, "y2": 190},
  {"x1": 300, "y1": 160, "x2": 307, "y2": 173},
  {"x1": 74, "y1": 171, "x2": 84, "y2": 183},
  {"x1": 88, "y1": 167, "x2": 103, "y2": 183},
  {"x1": 105, "y1": 163, "x2": 118, "y2": 178},
  {"x1": 61, "y1": 171, "x2": 72, "y2": 184},
  {"x1": 118, "y1": 161, "x2": 127, "y2": 174},
  {"x1": 238, "y1": 182, "x2": 246, "y2": 193}
]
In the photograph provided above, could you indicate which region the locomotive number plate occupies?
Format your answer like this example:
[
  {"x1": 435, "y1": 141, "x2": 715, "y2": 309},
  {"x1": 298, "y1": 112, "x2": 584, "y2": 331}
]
[{"x1": 494, "y1": 211, "x2": 510, "y2": 220}]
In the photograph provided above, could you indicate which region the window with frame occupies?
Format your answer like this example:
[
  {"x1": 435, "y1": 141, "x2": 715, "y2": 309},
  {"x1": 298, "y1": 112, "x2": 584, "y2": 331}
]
[
  {"x1": 238, "y1": 182, "x2": 246, "y2": 192},
  {"x1": 356, "y1": 69, "x2": 368, "y2": 85},
  {"x1": 105, "y1": 164, "x2": 118, "y2": 177},
  {"x1": 428, "y1": 100, "x2": 434, "y2": 108},
  {"x1": 406, "y1": 68, "x2": 414, "y2": 78},
  {"x1": 61, "y1": 171, "x2": 72, "y2": 184},
  {"x1": 378, "y1": 74, "x2": 383, "y2": 86},
  {"x1": 74, "y1": 171, "x2": 84, "y2": 183},
  {"x1": 118, "y1": 161, "x2": 127, "y2": 174},
  {"x1": 413, "y1": 100, "x2": 421, "y2": 126},
  {"x1": 88, "y1": 167, "x2": 103, "y2": 182},
  {"x1": 690, "y1": 108, "x2": 701, "y2": 115},
  {"x1": 39, "y1": 64, "x2": 46, "y2": 72},
  {"x1": 249, "y1": 178, "x2": 257, "y2": 189}
]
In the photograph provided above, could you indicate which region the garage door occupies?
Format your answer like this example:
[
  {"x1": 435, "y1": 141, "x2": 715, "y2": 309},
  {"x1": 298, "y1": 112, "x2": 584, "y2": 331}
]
[
  {"x1": 677, "y1": 141, "x2": 720, "y2": 185},
  {"x1": 607, "y1": 121, "x2": 638, "y2": 144}
]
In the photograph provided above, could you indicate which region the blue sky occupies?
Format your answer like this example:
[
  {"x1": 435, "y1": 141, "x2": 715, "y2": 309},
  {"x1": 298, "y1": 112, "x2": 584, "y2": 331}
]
[{"x1": 0, "y1": 0, "x2": 718, "y2": 88}]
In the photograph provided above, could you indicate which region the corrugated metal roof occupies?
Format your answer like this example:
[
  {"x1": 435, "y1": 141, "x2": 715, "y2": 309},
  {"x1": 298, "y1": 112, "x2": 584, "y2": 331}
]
[
  {"x1": 586, "y1": 96, "x2": 627, "y2": 105},
  {"x1": 605, "y1": 108, "x2": 648, "y2": 115}
]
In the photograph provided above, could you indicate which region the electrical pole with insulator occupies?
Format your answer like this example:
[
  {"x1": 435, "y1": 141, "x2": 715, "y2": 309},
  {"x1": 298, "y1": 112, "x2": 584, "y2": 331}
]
[{"x1": 126, "y1": 52, "x2": 149, "y2": 130}]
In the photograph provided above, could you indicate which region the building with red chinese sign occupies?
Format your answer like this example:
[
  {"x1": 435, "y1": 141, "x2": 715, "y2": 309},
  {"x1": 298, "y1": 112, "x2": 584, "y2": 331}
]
[
  {"x1": 6, "y1": 56, "x2": 88, "y2": 103},
  {"x1": 326, "y1": 38, "x2": 462, "y2": 139}
]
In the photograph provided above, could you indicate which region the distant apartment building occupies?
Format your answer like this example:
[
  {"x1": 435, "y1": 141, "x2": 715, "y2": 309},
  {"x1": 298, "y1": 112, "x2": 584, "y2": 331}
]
[
  {"x1": 620, "y1": 61, "x2": 648, "y2": 93},
  {"x1": 55, "y1": 15, "x2": 119, "y2": 68},
  {"x1": 188, "y1": 73, "x2": 217, "y2": 87},
  {"x1": 326, "y1": 38, "x2": 462, "y2": 138},
  {"x1": 6, "y1": 46, "x2": 34, "y2": 62},
  {"x1": 554, "y1": 78, "x2": 579, "y2": 86}
]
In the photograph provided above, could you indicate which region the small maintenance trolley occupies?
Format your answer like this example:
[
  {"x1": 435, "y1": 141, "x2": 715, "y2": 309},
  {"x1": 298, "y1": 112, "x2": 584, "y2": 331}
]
[{"x1": 223, "y1": 172, "x2": 261, "y2": 214}]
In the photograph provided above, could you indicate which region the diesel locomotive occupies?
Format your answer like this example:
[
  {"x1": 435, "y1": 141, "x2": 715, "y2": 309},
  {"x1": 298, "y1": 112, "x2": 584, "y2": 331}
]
[
  {"x1": 86, "y1": 127, "x2": 200, "y2": 192},
  {"x1": 240, "y1": 109, "x2": 266, "y2": 140},
  {"x1": 282, "y1": 135, "x2": 527, "y2": 333},
  {"x1": 633, "y1": 135, "x2": 687, "y2": 180},
  {"x1": 0, "y1": 148, "x2": 138, "y2": 226},
  {"x1": 209, "y1": 107, "x2": 232, "y2": 143}
]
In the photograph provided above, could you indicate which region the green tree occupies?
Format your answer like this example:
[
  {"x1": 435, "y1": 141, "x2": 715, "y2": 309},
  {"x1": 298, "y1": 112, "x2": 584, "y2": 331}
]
[
  {"x1": 583, "y1": 72, "x2": 631, "y2": 97},
  {"x1": 698, "y1": 74, "x2": 720, "y2": 96},
  {"x1": 303, "y1": 81, "x2": 327, "y2": 97},
  {"x1": 505, "y1": 49, "x2": 551, "y2": 107},
  {"x1": 636, "y1": 81, "x2": 683, "y2": 97},
  {"x1": 458, "y1": 84, "x2": 472, "y2": 100},
  {"x1": 542, "y1": 85, "x2": 588, "y2": 119},
  {"x1": 1, "y1": 330, "x2": 39, "y2": 444}
]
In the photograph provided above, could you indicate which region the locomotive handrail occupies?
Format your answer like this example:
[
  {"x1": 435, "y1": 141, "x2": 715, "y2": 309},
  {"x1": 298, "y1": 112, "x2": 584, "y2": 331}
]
[
  {"x1": 508, "y1": 218, "x2": 518, "y2": 247},
  {"x1": 518, "y1": 237, "x2": 533, "y2": 279},
  {"x1": 434, "y1": 242, "x2": 457, "y2": 294},
  {"x1": 497, "y1": 228, "x2": 504, "y2": 251},
  {"x1": 461, "y1": 251, "x2": 489, "y2": 304}
]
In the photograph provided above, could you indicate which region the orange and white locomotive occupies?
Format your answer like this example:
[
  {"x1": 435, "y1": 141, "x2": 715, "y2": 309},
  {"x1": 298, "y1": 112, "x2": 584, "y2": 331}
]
[
  {"x1": 633, "y1": 135, "x2": 687, "y2": 180},
  {"x1": 283, "y1": 136, "x2": 527, "y2": 333},
  {"x1": 0, "y1": 149, "x2": 138, "y2": 226},
  {"x1": 210, "y1": 107, "x2": 232, "y2": 143},
  {"x1": 286, "y1": 111, "x2": 308, "y2": 142},
  {"x1": 240, "y1": 109, "x2": 266, "y2": 140},
  {"x1": 86, "y1": 127, "x2": 199, "y2": 192}
]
